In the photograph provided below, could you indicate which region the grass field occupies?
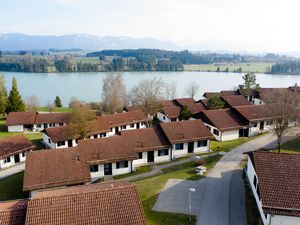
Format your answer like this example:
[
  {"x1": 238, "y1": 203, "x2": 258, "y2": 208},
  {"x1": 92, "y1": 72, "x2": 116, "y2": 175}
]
[
  {"x1": 0, "y1": 172, "x2": 28, "y2": 201},
  {"x1": 36, "y1": 107, "x2": 73, "y2": 112},
  {"x1": 276, "y1": 136, "x2": 300, "y2": 153},
  {"x1": 184, "y1": 62, "x2": 274, "y2": 74}
]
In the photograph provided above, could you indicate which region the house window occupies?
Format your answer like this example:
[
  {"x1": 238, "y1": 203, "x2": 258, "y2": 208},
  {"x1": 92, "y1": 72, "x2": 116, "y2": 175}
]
[
  {"x1": 266, "y1": 120, "x2": 273, "y2": 126},
  {"x1": 213, "y1": 129, "x2": 219, "y2": 136},
  {"x1": 75, "y1": 139, "x2": 79, "y2": 144},
  {"x1": 4, "y1": 157, "x2": 11, "y2": 163},
  {"x1": 57, "y1": 141, "x2": 65, "y2": 147},
  {"x1": 197, "y1": 140, "x2": 208, "y2": 147},
  {"x1": 59, "y1": 123, "x2": 64, "y2": 126},
  {"x1": 158, "y1": 149, "x2": 169, "y2": 156},
  {"x1": 256, "y1": 185, "x2": 261, "y2": 200},
  {"x1": 48, "y1": 138, "x2": 51, "y2": 144},
  {"x1": 100, "y1": 133, "x2": 106, "y2": 138},
  {"x1": 122, "y1": 125, "x2": 126, "y2": 129},
  {"x1": 163, "y1": 116, "x2": 166, "y2": 120},
  {"x1": 94, "y1": 134, "x2": 98, "y2": 139},
  {"x1": 90, "y1": 165, "x2": 99, "y2": 172},
  {"x1": 171, "y1": 118, "x2": 176, "y2": 122},
  {"x1": 253, "y1": 175, "x2": 257, "y2": 188},
  {"x1": 253, "y1": 123, "x2": 257, "y2": 127},
  {"x1": 44, "y1": 124, "x2": 48, "y2": 128},
  {"x1": 175, "y1": 143, "x2": 184, "y2": 150},
  {"x1": 116, "y1": 161, "x2": 128, "y2": 169},
  {"x1": 130, "y1": 124, "x2": 134, "y2": 128},
  {"x1": 37, "y1": 124, "x2": 42, "y2": 128},
  {"x1": 138, "y1": 152, "x2": 143, "y2": 159},
  {"x1": 110, "y1": 128, "x2": 113, "y2": 132},
  {"x1": 22, "y1": 152, "x2": 25, "y2": 157}
]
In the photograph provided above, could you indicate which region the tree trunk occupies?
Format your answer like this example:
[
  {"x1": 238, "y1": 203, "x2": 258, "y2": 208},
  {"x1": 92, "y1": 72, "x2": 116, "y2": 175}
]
[{"x1": 277, "y1": 137, "x2": 281, "y2": 153}]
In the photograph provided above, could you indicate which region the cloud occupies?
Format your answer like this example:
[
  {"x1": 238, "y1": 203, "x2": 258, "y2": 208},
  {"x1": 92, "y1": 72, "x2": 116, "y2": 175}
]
[{"x1": 50, "y1": 0, "x2": 77, "y2": 6}]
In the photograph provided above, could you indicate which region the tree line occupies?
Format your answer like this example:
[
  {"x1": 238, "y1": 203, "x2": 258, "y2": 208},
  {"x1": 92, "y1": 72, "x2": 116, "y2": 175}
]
[{"x1": 270, "y1": 61, "x2": 300, "y2": 74}]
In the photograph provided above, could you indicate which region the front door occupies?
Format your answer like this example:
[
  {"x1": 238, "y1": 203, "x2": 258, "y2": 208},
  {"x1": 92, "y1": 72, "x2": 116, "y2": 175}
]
[
  {"x1": 259, "y1": 122, "x2": 264, "y2": 131},
  {"x1": 115, "y1": 127, "x2": 119, "y2": 134},
  {"x1": 14, "y1": 154, "x2": 20, "y2": 163},
  {"x1": 137, "y1": 123, "x2": 140, "y2": 129},
  {"x1": 104, "y1": 163, "x2": 112, "y2": 175},
  {"x1": 147, "y1": 151, "x2": 154, "y2": 163},
  {"x1": 188, "y1": 142, "x2": 194, "y2": 153},
  {"x1": 239, "y1": 128, "x2": 249, "y2": 137},
  {"x1": 68, "y1": 140, "x2": 73, "y2": 147}
]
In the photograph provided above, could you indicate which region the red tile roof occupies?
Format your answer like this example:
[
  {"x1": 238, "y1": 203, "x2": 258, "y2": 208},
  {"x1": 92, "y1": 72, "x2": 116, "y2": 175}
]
[
  {"x1": 159, "y1": 120, "x2": 214, "y2": 144},
  {"x1": 25, "y1": 182, "x2": 147, "y2": 225},
  {"x1": 159, "y1": 100, "x2": 177, "y2": 108},
  {"x1": 174, "y1": 98, "x2": 195, "y2": 106},
  {"x1": 221, "y1": 95, "x2": 252, "y2": 107},
  {"x1": 199, "y1": 109, "x2": 249, "y2": 131},
  {"x1": 0, "y1": 135, "x2": 35, "y2": 159},
  {"x1": 78, "y1": 136, "x2": 138, "y2": 165},
  {"x1": 186, "y1": 103, "x2": 206, "y2": 114},
  {"x1": 160, "y1": 106, "x2": 181, "y2": 119},
  {"x1": 0, "y1": 199, "x2": 28, "y2": 225},
  {"x1": 23, "y1": 148, "x2": 91, "y2": 191},
  {"x1": 35, "y1": 112, "x2": 71, "y2": 124},
  {"x1": 6, "y1": 112, "x2": 37, "y2": 126},
  {"x1": 121, "y1": 127, "x2": 171, "y2": 152},
  {"x1": 234, "y1": 104, "x2": 274, "y2": 122},
  {"x1": 203, "y1": 91, "x2": 239, "y2": 99},
  {"x1": 251, "y1": 151, "x2": 300, "y2": 217}
]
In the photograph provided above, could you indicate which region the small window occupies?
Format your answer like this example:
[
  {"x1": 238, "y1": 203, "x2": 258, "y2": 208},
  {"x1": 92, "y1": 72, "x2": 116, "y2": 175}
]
[
  {"x1": 253, "y1": 175, "x2": 257, "y2": 188},
  {"x1": 44, "y1": 124, "x2": 48, "y2": 128},
  {"x1": 138, "y1": 152, "x2": 143, "y2": 159},
  {"x1": 163, "y1": 116, "x2": 166, "y2": 120},
  {"x1": 110, "y1": 128, "x2": 113, "y2": 132},
  {"x1": 59, "y1": 123, "x2": 64, "y2": 126},
  {"x1": 197, "y1": 140, "x2": 208, "y2": 147},
  {"x1": 171, "y1": 118, "x2": 176, "y2": 122},
  {"x1": 90, "y1": 165, "x2": 99, "y2": 172},
  {"x1": 100, "y1": 133, "x2": 106, "y2": 138},
  {"x1": 94, "y1": 134, "x2": 98, "y2": 139},
  {"x1": 48, "y1": 138, "x2": 51, "y2": 144},
  {"x1": 213, "y1": 129, "x2": 219, "y2": 136},
  {"x1": 75, "y1": 139, "x2": 79, "y2": 144},
  {"x1": 122, "y1": 125, "x2": 126, "y2": 129},
  {"x1": 158, "y1": 149, "x2": 169, "y2": 156},
  {"x1": 175, "y1": 143, "x2": 184, "y2": 150},
  {"x1": 266, "y1": 120, "x2": 273, "y2": 126},
  {"x1": 57, "y1": 141, "x2": 65, "y2": 147},
  {"x1": 253, "y1": 123, "x2": 257, "y2": 127},
  {"x1": 130, "y1": 124, "x2": 134, "y2": 128},
  {"x1": 257, "y1": 185, "x2": 261, "y2": 200},
  {"x1": 22, "y1": 152, "x2": 25, "y2": 157},
  {"x1": 116, "y1": 161, "x2": 128, "y2": 169},
  {"x1": 37, "y1": 124, "x2": 42, "y2": 128},
  {"x1": 4, "y1": 157, "x2": 11, "y2": 163}
]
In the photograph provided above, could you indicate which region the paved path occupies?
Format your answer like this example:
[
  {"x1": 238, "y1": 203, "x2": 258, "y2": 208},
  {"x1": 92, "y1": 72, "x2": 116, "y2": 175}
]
[
  {"x1": 197, "y1": 128, "x2": 300, "y2": 225},
  {"x1": 0, "y1": 163, "x2": 25, "y2": 180}
]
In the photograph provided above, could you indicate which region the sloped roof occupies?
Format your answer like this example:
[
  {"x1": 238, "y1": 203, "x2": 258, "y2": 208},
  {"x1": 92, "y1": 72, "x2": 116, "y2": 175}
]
[
  {"x1": 159, "y1": 120, "x2": 214, "y2": 144},
  {"x1": 199, "y1": 109, "x2": 249, "y2": 131},
  {"x1": 160, "y1": 106, "x2": 181, "y2": 119},
  {"x1": 221, "y1": 95, "x2": 252, "y2": 108},
  {"x1": 251, "y1": 151, "x2": 300, "y2": 217},
  {"x1": 0, "y1": 135, "x2": 35, "y2": 159},
  {"x1": 0, "y1": 199, "x2": 28, "y2": 225},
  {"x1": 25, "y1": 182, "x2": 147, "y2": 225},
  {"x1": 121, "y1": 127, "x2": 171, "y2": 152},
  {"x1": 6, "y1": 112, "x2": 37, "y2": 126},
  {"x1": 234, "y1": 104, "x2": 273, "y2": 122},
  {"x1": 35, "y1": 112, "x2": 71, "y2": 124},
  {"x1": 159, "y1": 100, "x2": 177, "y2": 108},
  {"x1": 23, "y1": 148, "x2": 91, "y2": 191},
  {"x1": 174, "y1": 98, "x2": 195, "y2": 106},
  {"x1": 203, "y1": 90, "x2": 239, "y2": 99}
]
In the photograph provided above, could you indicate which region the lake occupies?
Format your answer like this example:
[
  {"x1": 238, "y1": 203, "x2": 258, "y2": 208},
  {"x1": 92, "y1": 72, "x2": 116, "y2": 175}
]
[{"x1": 1, "y1": 71, "x2": 299, "y2": 106}]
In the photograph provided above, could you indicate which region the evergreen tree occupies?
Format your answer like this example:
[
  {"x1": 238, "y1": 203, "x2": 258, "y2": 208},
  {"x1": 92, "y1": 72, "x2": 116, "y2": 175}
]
[
  {"x1": 207, "y1": 96, "x2": 225, "y2": 109},
  {"x1": 54, "y1": 96, "x2": 63, "y2": 108},
  {"x1": 239, "y1": 72, "x2": 260, "y2": 96},
  {"x1": 6, "y1": 77, "x2": 25, "y2": 113},
  {"x1": 0, "y1": 75, "x2": 7, "y2": 115},
  {"x1": 179, "y1": 105, "x2": 193, "y2": 120}
]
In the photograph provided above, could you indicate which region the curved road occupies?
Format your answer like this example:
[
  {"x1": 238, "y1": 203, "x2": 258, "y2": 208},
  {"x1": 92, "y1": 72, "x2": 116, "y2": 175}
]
[{"x1": 197, "y1": 129, "x2": 299, "y2": 225}]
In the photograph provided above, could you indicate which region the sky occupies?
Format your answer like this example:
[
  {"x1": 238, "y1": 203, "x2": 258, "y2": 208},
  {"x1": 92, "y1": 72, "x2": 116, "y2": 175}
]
[{"x1": 1, "y1": 0, "x2": 300, "y2": 52}]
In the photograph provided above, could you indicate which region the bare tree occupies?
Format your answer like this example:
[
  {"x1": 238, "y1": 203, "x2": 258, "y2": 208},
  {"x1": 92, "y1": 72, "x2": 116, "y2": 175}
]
[
  {"x1": 26, "y1": 95, "x2": 39, "y2": 111},
  {"x1": 165, "y1": 81, "x2": 177, "y2": 100},
  {"x1": 46, "y1": 101, "x2": 55, "y2": 113},
  {"x1": 69, "y1": 104, "x2": 95, "y2": 139},
  {"x1": 69, "y1": 96, "x2": 83, "y2": 108},
  {"x1": 185, "y1": 81, "x2": 199, "y2": 99},
  {"x1": 128, "y1": 78, "x2": 165, "y2": 119},
  {"x1": 102, "y1": 74, "x2": 126, "y2": 114},
  {"x1": 263, "y1": 89, "x2": 299, "y2": 152}
]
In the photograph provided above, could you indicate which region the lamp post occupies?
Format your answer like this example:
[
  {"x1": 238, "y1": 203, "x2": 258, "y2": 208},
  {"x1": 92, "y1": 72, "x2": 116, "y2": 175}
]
[{"x1": 189, "y1": 188, "x2": 196, "y2": 222}]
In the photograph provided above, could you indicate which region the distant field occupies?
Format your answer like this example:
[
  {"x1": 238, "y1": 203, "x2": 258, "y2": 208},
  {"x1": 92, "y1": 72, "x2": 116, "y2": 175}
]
[{"x1": 184, "y1": 62, "x2": 274, "y2": 73}]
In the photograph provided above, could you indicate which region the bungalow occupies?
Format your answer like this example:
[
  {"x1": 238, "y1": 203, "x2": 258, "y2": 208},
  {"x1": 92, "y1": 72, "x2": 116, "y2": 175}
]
[
  {"x1": 159, "y1": 120, "x2": 214, "y2": 158},
  {"x1": 0, "y1": 135, "x2": 35, "y2": 169},
  {"x1": 2, "y1": 182, "x2": 146, "y2": 225},
  {"x1": 202, "y1": 90, "x2": 239, "y2": 100},
  {"x1": 6, "y1": 111, "x2": 71, "y2": 132},
  {"x1": 233, "y1": 104, "x2": 275, "y2": 136},
  {"x1": 120, "y1": 127, "x2": 172, "y2": 167},
  {"x1": 42, "y1": 110, "x2": 148, "y2": 149},
  {"x1": 221, "y1": 95, "x2": 252, "y2": 108},
  {"x1": 194, "y1": 109, "x2": 250, "y2": 141},
  {"x1": 246, "y1": 151, "x2": 300, "y2": 225}
]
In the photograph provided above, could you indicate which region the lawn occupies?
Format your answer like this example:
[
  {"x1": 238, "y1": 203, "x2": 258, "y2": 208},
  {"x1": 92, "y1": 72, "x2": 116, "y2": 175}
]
[
  {"x1": 184, "y1": 62, "x2": 274, "y2": 74},
  {"x1": 113, "y1": 165, "x2": 152, "y2": 180},
  {"x1": 36, "y1": 107, "x2": 73, "y2": 112},
  {"x1": 134, "y1": 155, "x2": 221, "y2": 225},
  {"x1": 276, "y1": 136, "x2": 300, "y2": 153},
  {"x1": 0, "y1": 172, "x2": 28, "y2": 201}
]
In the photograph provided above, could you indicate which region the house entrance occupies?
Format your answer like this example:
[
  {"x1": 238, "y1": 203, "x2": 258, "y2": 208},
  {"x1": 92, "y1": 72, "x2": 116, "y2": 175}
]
[
  {"x1": 147, "y1": 151, "x2": 154, "y2": 163},
  {"x1": 188, "y1": 142, "x2": 194, "y2": 153},
  {"x1": 104, "y1": 163, "x2": 112, "y2": 175},
  {"x1": 14, "y1": 154, "x2": 20, "y2": 163}
]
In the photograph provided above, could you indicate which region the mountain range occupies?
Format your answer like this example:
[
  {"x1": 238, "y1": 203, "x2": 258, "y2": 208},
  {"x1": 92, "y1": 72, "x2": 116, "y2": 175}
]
[{"x1": 0, "y1": 33, "x2": 180, "y2": 51}]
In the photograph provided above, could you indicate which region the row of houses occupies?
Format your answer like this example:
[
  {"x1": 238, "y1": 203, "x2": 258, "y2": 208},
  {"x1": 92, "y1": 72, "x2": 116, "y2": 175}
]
[
  {"x1": 246, "y1": 151, "x2": 300, "y2": 225},
  {"x1": 23, "y1": 119, "x2": 214, "y2": 194},
  {"x1": 0, "y1": 181, "x2": 147, "y2": 225}
]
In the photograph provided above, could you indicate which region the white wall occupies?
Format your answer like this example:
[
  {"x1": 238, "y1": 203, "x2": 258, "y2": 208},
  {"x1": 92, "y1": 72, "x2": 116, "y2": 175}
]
[
  {"x1": 221, "y1": 130, "x2": 240, "y2": 141},
  {"x1": 253, "y1": 98, "x2": 265, "y2": 105},
  {"x1": 154, "y1": 149, "x2": 172, "y2": 163},
  {"x1": 194, "y1": 140, "x2": 211, "y2": 153},
  {"x1": 8, "y1": 125, "x2": 24, "y2": 132},
  {"x1": 172, "y1": 143, "x2": 188, "y2": 159},
  {"x1": 133, "y1": 152, "x2": 148, "y2": 167},
  {"x1": 33, "y1": 123, "x2": 66, "y2": 132},
  {"x1": 112, "y1": 161, "x2": 132, "y2": 176},
  {"x1": 0, "y1": 152, "x2": 26, "y2": 169},
  {"x1": 270, "y1": 214, "x2": 300, "y2": 225},
  {"x1": 157, "y1": 112, "x2": 171, "y2": 123},
  {"x1": 108, "y1": 122, "x2": 146, "y2": 136},
  {"x1": 90, "y1": 164, "x2": 104, "y2": 182},
  {"x1": 249, "y1": 121, "x2": 271, "y2": 137}
]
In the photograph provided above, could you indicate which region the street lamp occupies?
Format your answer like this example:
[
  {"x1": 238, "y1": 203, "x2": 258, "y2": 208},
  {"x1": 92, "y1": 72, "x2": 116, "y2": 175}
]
[{"x1": 189, "y1": 188, "x2": 196, "y2": 222}]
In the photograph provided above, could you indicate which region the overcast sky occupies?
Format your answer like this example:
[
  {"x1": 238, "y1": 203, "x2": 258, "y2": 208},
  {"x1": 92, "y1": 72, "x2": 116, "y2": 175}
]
[{"x1": 1, "y1": 0, "x2": 300, "y2": 52}]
